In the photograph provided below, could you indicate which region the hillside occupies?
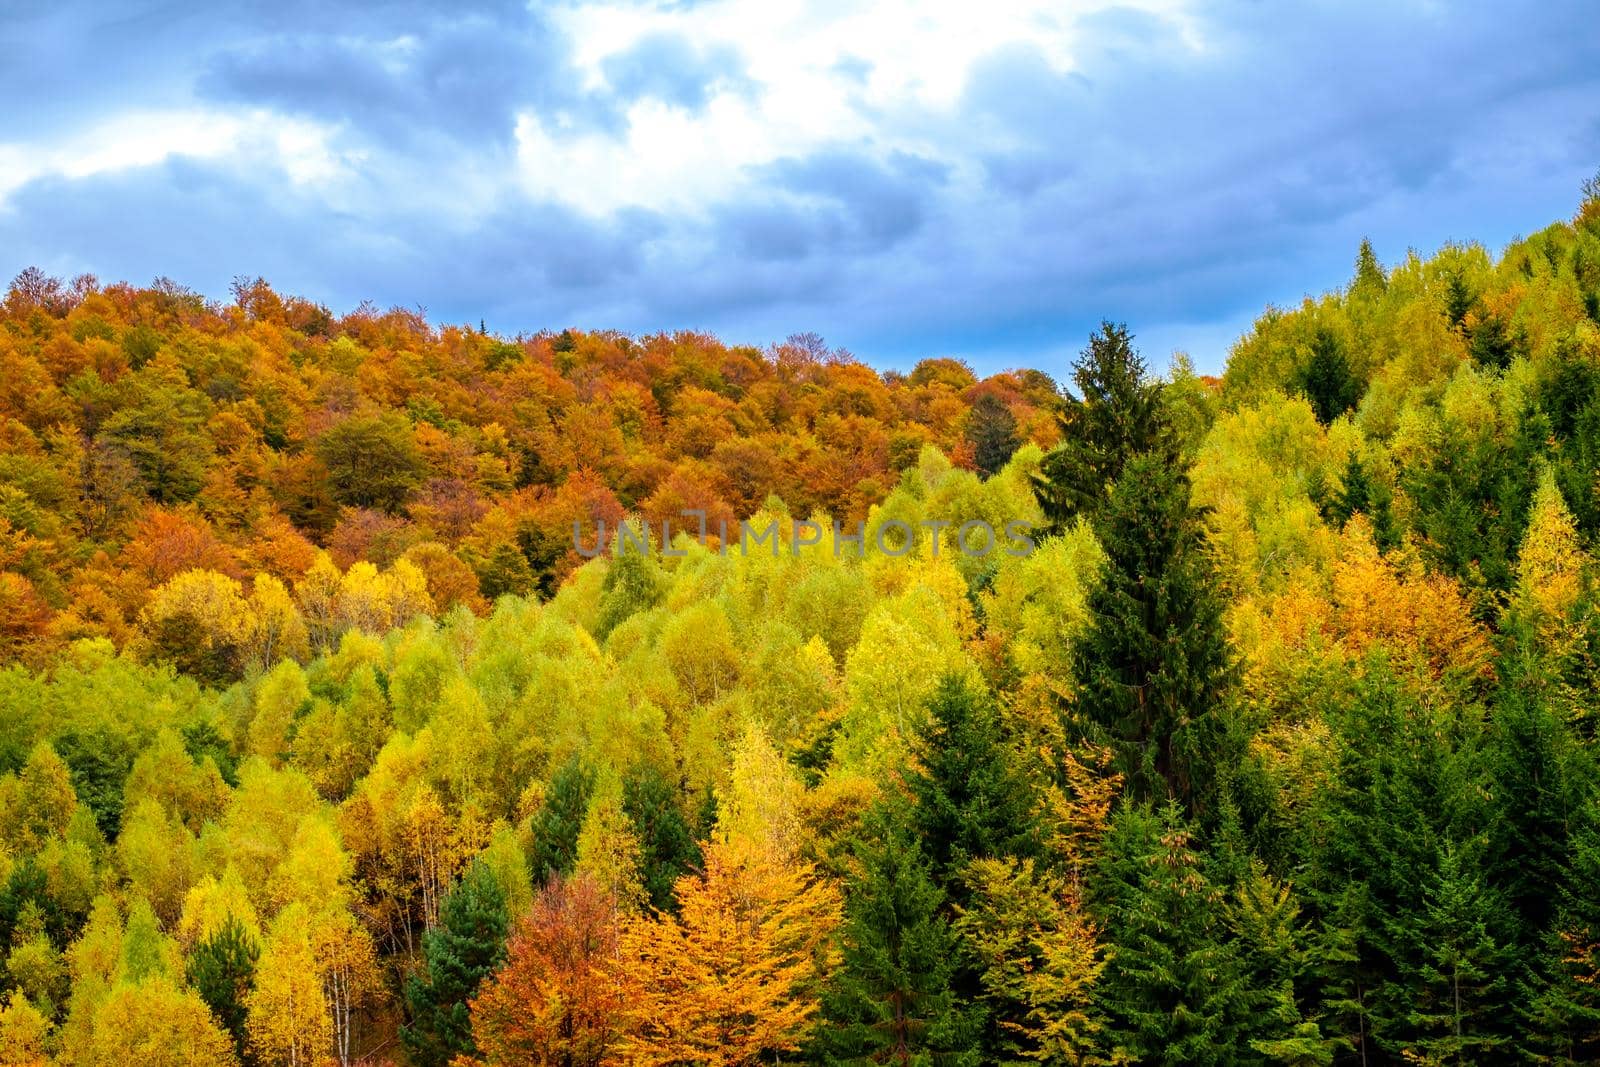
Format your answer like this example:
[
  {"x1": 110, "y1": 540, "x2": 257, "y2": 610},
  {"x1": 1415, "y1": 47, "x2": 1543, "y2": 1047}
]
[{"x1": 0, "y1": 189, "x2": 1599, "y2": 1063}]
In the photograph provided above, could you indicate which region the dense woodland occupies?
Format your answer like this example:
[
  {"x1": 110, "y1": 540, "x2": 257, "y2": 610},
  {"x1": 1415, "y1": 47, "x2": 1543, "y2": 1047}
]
[{"x1": 0, "y1": 185, "x2": 1599, "y2": 1064}]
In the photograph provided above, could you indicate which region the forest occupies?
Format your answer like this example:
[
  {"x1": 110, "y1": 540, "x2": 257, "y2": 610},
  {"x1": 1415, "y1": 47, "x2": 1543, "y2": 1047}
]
[{"x1": 0, "y1": 184, "x2": 1599, "y2": 1065}]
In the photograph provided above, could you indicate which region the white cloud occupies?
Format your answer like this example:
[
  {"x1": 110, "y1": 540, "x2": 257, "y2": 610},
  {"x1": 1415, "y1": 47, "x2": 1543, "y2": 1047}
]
[
  {"x1": 525, "y1": 0, "x2": 1202, "y2": 216},
  {"x1": 0, "y1": 108, "x2": 350, "y2": 207}
]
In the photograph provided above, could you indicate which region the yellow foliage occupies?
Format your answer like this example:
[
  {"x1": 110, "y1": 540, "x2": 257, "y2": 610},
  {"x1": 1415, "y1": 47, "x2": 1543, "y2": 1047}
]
[{"x1": 617, "y1": 835, "x2": 842, "y2": 1065}]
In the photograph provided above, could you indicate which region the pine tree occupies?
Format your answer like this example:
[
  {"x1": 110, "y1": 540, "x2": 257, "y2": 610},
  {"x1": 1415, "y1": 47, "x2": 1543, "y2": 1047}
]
[
  {"x1": 815, "y1": 804, "x2": 984, "y2": 1066},
  {"x1": 966, "y1": 393, "x2": 1021, "y2": 478},
  {"x1": 1033, "y1": 322, "x2": 1168, "y2": 527},
  {"x1": 402, "y1": 860, "x2": 511, "y2": 1067},
  {"x1": 1403, "y1": 844, "x2": 1514, "y2": 1064},
  {"x1": 905, "y1": 674, "x2": 1039, "y2": 906},
  {"x1": 1354, "y1": 238, "x2": 1387, "y2": 295},
  {"x1": 529, "y1": 754, "x2": 596, "y2": 884},
  {"x1": 186, "y1": 916, "x2": 259, "y2": 1062},
  {"x1": 1090, "y1": 802, "x2": 1254, "y2": 1065},
  {"x1": 1071, "y1": 452, "x2": 1236, "y2": 813},
  {"x1": 1297, "y1": 328, "x2": 1362, "y2": 426},
  {"x1": 1334, "y1": 452, "x2": 1371, "y2": 525},
  {"x1": 622, "y1": 765, "x2": 701, "y2": 914}
]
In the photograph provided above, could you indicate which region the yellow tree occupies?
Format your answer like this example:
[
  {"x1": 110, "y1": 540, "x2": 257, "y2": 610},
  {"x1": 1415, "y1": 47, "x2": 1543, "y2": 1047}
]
[
  {"x1": 0, "y1": 990, "x2": 50, "y2": 1067},
  {"x1": 309, "y1": 907, "x2": 381, "y2": 1067},
  {"x1": 956, "y1": 857, "x2": 1109, "y2": 1063},
  {"x1": 246, "y1": 906, "x2": 332, "y2": 1067},
  {"x1": 1514, "y1": 468, "x2": 1588, "y2": 647},
  {"x1": 616, "y1": 835, "x2": 841, "y2": 1065},
  {"x1": 2, "y1": 741, "x2": 77, "y2": 855},
  {"x1": 85, "y1": 976, "x2": 238, "y2": 1067}
]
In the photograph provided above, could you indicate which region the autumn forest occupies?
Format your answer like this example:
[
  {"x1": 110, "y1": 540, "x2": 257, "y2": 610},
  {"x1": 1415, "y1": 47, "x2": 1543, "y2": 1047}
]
[{"x1": 2, "y1": 186, "x2": 1600, "y2": 1065}]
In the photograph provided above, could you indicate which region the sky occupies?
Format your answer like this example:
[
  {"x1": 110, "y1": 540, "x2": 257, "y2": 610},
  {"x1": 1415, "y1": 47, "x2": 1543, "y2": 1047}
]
[{"x1": 1, "y1": 2, "x2": 1597, "y2": 376}]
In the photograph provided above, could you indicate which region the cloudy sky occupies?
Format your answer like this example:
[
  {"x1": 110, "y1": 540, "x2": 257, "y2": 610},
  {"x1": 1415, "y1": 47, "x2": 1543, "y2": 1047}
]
[{"x1": 2, "y1": 1, "x2": 1597, "y2": 374}]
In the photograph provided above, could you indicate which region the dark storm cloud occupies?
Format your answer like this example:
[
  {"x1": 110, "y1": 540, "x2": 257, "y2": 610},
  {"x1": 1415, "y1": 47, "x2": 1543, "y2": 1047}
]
[{"x1": 2, "y1": 0, "x2": 1598, "y2": 373}]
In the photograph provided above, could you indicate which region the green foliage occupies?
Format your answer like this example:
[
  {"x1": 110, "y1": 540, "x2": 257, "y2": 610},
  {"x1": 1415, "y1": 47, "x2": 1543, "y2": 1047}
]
[
  {"x1": 905, "y1": 674, "x2": 1039, "y2": 905},
  {"x1": 621, "y1": 765, "x2": 700, "y2": 913},
  {"x1": 1072, "y1": 453, "x2": 1236, "y2": 812},
  {"x1": 1033, "y1": 321, "x2": 1168, "y2": 526},
  {"x1": 186, "y1": 916, "x2": 258, "y2": 1060},
  {"x1": 965, "y1": 392, "x2": 1021, "y2": 478},
  {"x1": 403, "y1": 860, "x2": 511, "y2": 1067},
  {"x1": 315, "y1": 411, "x2": 427, "y2": 513},
  {"x1": 1295, "y1": 328, "x2": 1362, "y2": 425},
  {"x1": 528, "y1": 754, "x2": 597, "y2": 884},
  {"x1": 815, "y1": 803, "x2": 984, "y2": 1066},
  {"x1": 1090, "y1": 802, "x2": 1257, "y2": 1065}
]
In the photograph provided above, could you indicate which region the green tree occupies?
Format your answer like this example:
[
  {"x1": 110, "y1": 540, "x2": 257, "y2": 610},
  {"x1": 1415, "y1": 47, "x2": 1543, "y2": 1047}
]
[
  {"x1": 905, "y1": 674, "x2": 1038, "y2": 906},
  {"x1": 528, "y1": 755, "x2": 597, "y2": 885},
  {"x1": 315, "y1": 411, "x2": 427, "y2": 513},
  {"x1": 186, "y1": 916, "x2": 259, "y2": 1062},
  {"x1": 1296, "y1": 329, "x2": 1361, "y2": 426},
  {"x1": 814, "y1": 804, "x2": 984, "y2": 1066},
  {"x1": 1033, "y1": 322, "x2": 1167, "y2": 527},
  {"x1": 621, "y1": 765, "x2": 700, "y2": 914},
  {"x1": 1090, "y1": 802, "x2": 1254, "y2": 1065},
  {"x1": 1071, "y1": 453, "x2": 1236, "y2": 812},
  {"x1": 403, "y1": 860, "x2": 511, "y2": 1067},
  {"x1": 1353, "y1": 238, "x2": 1387, "y2": 296},
  {"x1": 965, "y1": 393, "x2": 1020, "y2": 478}
]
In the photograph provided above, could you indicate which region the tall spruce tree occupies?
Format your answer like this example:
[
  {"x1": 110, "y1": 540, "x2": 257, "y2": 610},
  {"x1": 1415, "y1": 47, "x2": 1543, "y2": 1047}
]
[
  {"x1": 1033, "y1": 321, "x2": 1168, "y2": 527},
  {"x1": 1071, "y1": 452, "x2": 1236, "y2": 812},
  {"x1": 815, "y1": 803, "x2": 984, "y2": 1066},
  {"x1": 529, "y1": 754, "x2": 597, "y2": 884},
  {"x1": 966, "y1": 392, "x2": 1021, "y2": 478},
  {"x1": 905, "y1": 674, "x2": 1039, "y2": 906},
  {"x1": 1090, "y1": 802, "x2": 1256, "y2": 1064},
  {"x1": 186, "y1": 917, "x2": 259, "y2": 1062},
  {"x1": 402, "y1": 860, "x2": 511, "y2": 1067},
  {"x1": 621, "y1": 764, "x2": 701, "y2": 913}
]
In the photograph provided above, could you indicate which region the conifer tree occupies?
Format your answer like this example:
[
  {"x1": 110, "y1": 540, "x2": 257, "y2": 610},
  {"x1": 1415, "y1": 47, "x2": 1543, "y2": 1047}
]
[
  {"x1": 622, "y1": 765, "x2": 701, "y2": 914},
  {"x1": 1354, "y1": 238, "x2": 1387, "y2": 295},
  {"x1": 529, "y1": 754, "x2": 596, "y2": 884},
  {"x1": 1033, "y1": 322, "x2": 1168, "y2": 527},
  {"x1": 186, "y1": 916, "x2": 258, "y2": 1062},
  {"x1": 403, "y1": 860, "x2": 511, "y2": 1067},
  {"x1": 905, "y1": 674, "x2": 1039, "y2": 906},
  {"x1": 1297, "y1": 328, "x2": 1362, "y2": 426},
  {"x1": 966, "y1": 393, "x2": 1021, "y2": 478},
  {"x1": 1071, "y1": 453, "x2": 1235, "y2": 812},
  {"x1": 815, "y1": 804, "x2": 984, "y2": 1066},
  {"x1": 1090, "y1": 802, "x2": 1254, "y2": 1065}
]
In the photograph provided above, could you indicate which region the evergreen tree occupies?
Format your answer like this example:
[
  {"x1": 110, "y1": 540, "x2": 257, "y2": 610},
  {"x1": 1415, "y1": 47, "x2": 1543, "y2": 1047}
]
[
  {"x1": 965, "y1": 392, "x2": 1020, "y2": 478},
  {"x1": 815, "y1": 804, "x2": 984, "y2": 1066},
  {"x1": 1354, "y1": 238, "x2": 1387, "y2": 295},
  {"x1": 621, "y1": 765, "x2": 701, "y2": 914},
  {"x1": 529, "y1": 754, "x2": 597, "y2": 884},
  {"x1": 1404, "y1": 844, "x2": 1514, "y2": 1064},
  {"x1": 1444, "y1": 270, "x2": 1476, "y2": 329},
  {"x1": 186, "y1": 916, "x2": 259, "y2": 1062},
  {"x1": 1526, "y1": 809, "x2": 1600, "y2": 1062},
  {"x1": 1333, "y1": 452, "x2": 1370, "y2": 525},
  {"x1": 1071, "y1": 453, "x2": 1236, "y2": 813},
  {"x1": 1090, "y1": 802, "x2": 1255, "y2": 1065},
  {"x1": 1310, "y1": 657, "x2": 1519, "y2": 1059},
  {"x1": 402, "y1": 860, "x2": 511, "y2": 1067},
  {"x1": 905, "y1": 674, "x2": 1039, "y2": 906},
  {"x1": 1033, "y1": 322, "x2": 1168, "y2": 527},
  {"x1": 1296, "y1": 328, "x2": 1362, "y2": 426}
]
